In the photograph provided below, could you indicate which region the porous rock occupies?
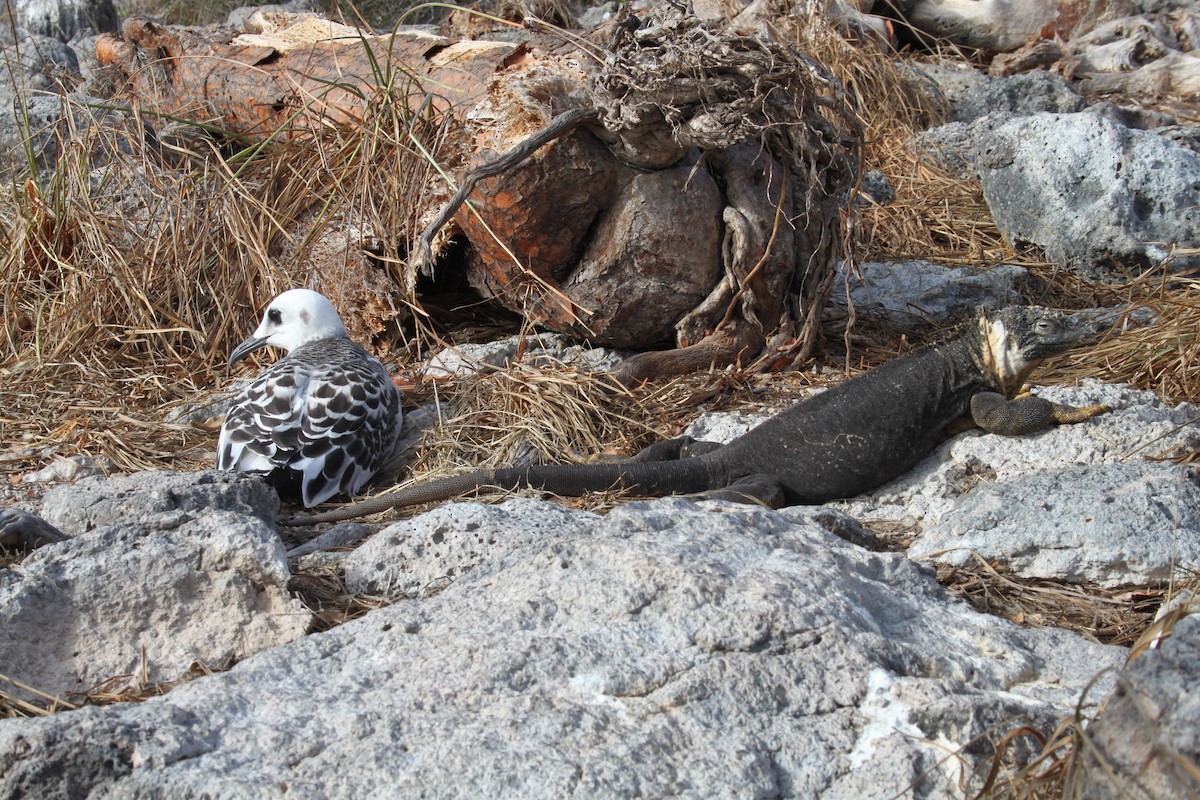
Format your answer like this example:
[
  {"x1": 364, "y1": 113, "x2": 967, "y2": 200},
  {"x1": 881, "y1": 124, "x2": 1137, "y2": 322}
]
[
  {"x1": 1081, "y1": 615, "x2": 1200, "y2": 799},
  {"x1": 829, "y1": 260, "x2": 1028, "y2": 329},
  {"x1": 837, "y1": 382, "x2": 1200, "y2": 587},
  {"x1": 916, "y1": 460, "x2": 1198, "y2": 586},
  {"x1": 923, "y1": 112, "x2": 1200, "y2": 280},
  {"x1": 683, "y1": 408, "x2": 773, "y2": 443},
  {"x1": 422, "y1": 332, "x2": 626, "y2": 379},
  {"x1": 2, "y1": 0, "x2": 116, "y2": 41},
  {"x1": 915, "y1": 64, "x2": 1086, "y2": 123},
  {"x1": 0, "y1": 470, "x2": 309, "y2": 700},
  {"x1": 0, "y1": 499, "x2": 1124, "y2": 798},
  {"x1": 40, "y1": 468, "x2": 277, "y2": 533}
]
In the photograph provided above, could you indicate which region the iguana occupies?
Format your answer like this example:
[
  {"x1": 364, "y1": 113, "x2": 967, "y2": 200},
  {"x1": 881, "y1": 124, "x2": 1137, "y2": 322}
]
[{"x1": 283, "y1": 306, "x2": 1110, "y2": 525}]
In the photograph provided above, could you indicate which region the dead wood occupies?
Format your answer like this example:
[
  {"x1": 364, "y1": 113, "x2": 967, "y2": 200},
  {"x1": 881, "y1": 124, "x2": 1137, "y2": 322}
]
[{"x1": 94, "y1": 6, "x2": 861, "y2": 380}]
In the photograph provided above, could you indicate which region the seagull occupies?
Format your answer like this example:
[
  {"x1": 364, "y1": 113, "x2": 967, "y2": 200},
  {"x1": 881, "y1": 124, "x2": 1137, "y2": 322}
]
[{"x1": 217, "y1": 289, "x2": 404, "y2": 507}]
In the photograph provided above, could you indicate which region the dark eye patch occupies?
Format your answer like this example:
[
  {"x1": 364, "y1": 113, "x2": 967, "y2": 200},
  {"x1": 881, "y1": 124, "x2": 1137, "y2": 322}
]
[{"x1": 268, "y1": 308, "x2": 282, "y2": 324}]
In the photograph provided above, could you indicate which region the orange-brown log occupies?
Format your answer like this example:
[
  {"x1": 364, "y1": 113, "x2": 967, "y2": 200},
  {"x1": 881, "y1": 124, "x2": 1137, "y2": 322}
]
[
  {"x1": 94, "y1": 11, "x2": 858, "y2": 380},
  {"x1": 95, "y1": 15, "x2": 560, "y2": 138}
]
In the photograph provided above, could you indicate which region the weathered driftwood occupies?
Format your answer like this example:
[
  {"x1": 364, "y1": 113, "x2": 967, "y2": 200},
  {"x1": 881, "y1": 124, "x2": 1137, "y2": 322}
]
[
  {"x1": 95, "y1": 7, "x2": 860, "y2": 381},
  {"x1": 990, "y1": 10, "x2": 1200, "y2": 100}
]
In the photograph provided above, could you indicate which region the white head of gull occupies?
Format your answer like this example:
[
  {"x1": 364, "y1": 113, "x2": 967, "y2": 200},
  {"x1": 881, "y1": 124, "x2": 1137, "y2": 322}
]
[{"x1": 218, "y1": 289, "x2": 403, "y2": 507}]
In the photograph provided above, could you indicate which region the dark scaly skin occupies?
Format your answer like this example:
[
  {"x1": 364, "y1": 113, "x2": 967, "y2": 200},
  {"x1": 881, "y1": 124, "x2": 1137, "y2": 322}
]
[{"x1": 283, "y1": 306, "x2": 1111, "y2": 526}]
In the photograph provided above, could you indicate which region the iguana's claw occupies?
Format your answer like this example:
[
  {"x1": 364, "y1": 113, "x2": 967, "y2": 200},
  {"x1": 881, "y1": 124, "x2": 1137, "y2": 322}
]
[{"x1": 1051, "y1": 403, "x2": 1112, "y2": 424}]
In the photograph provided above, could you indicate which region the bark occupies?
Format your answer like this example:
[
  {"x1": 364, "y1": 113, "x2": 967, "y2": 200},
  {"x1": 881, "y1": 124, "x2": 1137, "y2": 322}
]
[{"x1": 95, "y1": 7, "x2": 861, "y2": 380}]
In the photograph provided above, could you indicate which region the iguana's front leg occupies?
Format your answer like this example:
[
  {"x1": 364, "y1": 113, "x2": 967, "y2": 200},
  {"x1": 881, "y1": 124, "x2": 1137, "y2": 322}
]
[{"x1": 970, "y1": 391, "x2": 1111, "y2": 436}]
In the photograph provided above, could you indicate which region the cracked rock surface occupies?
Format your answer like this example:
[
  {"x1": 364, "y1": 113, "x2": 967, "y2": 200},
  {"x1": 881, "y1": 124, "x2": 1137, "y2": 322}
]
[{"x1": 0, "y1": 498, "x2": 1123, "y2": 798}]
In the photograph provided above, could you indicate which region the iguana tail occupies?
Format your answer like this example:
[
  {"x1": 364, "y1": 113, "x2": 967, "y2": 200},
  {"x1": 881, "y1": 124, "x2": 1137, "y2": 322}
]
[{"x1": 280, "y1": 457, "x2": 717, "y2": 526}]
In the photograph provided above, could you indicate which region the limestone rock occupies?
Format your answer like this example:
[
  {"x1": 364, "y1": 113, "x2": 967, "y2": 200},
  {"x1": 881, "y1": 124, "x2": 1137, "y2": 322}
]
[
  {"x1": 40, "y1": 469, "x2": 278, "y2": 533},
  {"x1": 830, "y1": 260, "x2": 1028, "y2": 329},
  {"x1": 915, "y1": 64, "x2": 1086, "y2": 123},
  {"x1": 914, "y1": 460, "x2": 1199, "y2": 586},
  {"x1": 0, "y1": 499, "x2": 1125, "y2": 798},
  {"x1": 683, "y1": 409, "x2": 773, "y2": 444},
  {"x1": 2, "y1": 0, "x2": 116, "y2": 42},
  {"x1": 0, "y1": 471, "x2": 309, "y2": 700},
  {"x1": 1081, "y1": 615, "x2": 1200, "y2": 798},
  {"x1": 344, "y1": 498, "x2": 592, "y2": 596},
  {"x1": 923, "y1": 112, "x2": 1200, "y2": 279},
  {"x1": 422, "y1": 332, "x2": 626, "y2": 379}
]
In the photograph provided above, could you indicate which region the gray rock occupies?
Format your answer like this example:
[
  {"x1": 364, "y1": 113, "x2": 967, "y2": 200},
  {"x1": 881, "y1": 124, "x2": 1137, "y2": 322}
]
[
  {"x1": 855, "y1": 169, "x2": 896, "y2": 205},
  {"x1": 1, "y1": 91, "x2": 151, "y2": 181},
  {"x1": 0, "y1": 499, "x2": 1125, "y2": 798},
  {"x1": 916, "y1": 64, "x2": 1086, "y2": 123},
  {"x1": 40, "y1": 469, "x2": 278, "y2": 534},
  {"x1": 838, "y1": 381, "x2": 1200, "y2": 587},
  {"x1": 924, "y1": 112, "x2": 1200, "y2": 280},
  {"x1": 20, "y1": 453, "x2": 111, "y2": 484},
  {"x1": 830, "y1": 260, "x2": 1028, "y2": 328},
  {"x1": 1081, "y1": 615, "x2": 1200, "y2": 798},
  {"x1": 1155, "y1": 123, "x2": 1200, "y2": 155},
  {"x1": 0, "y1": 470, "x2": 309, "y2": 700},
  {"x1": 682, "y1": 409, "x2": 773, "y2": 443},
  {"x1": 912, "y1": 460, "x2": 1199, "y2": 586},
  {"x1": 2, "y1": 0, "x2": 115, "y2": 41},
  {"x1": 0, "y1": 34, "x2": 79, "y2": 106},
  {"x1": 1088, "y1": 102, "x2": 1179, "y2": 132},
  {"x1": 344, "y1": 498, "x2": 597, "y2": 596},
  {"x1": 423, "y1": 332, "x2": 626, "y2": 378}
]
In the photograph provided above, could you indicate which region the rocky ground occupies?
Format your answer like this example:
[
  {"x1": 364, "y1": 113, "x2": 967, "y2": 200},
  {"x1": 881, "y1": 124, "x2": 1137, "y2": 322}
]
[{"x1": 2, "y1": 0, "x2": 1199, "y2": 797}]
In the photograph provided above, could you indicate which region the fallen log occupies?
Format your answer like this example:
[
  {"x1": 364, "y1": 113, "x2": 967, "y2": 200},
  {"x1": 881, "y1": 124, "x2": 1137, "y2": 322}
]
[{"x1": 94, "y1": 6, "x2": 861, "y2": 380}]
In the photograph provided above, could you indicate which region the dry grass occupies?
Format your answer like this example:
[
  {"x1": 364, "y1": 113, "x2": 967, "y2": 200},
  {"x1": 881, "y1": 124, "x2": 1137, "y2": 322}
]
[
  {"x1": 0, "y1": 658, "x2": 232, "y2": 720},
  {"x1": 0, "y1": 56, "x2": 456, "y2": 475},
  {"x1": 776, "y1": 9, "x2": 1021, "y2": 265},
  {"x1": 937, "y1": 556, "x2": 1193, "y2": 648},
  {"x1": 1065, "y1": 279, "x2": 1200, "y2": 406},
  {"x1": 290, "y1": 566, "x2": 392, "y2": 632},
  {"x1": 977, "y1": 588, "x2": 1200, "y2": 799}
]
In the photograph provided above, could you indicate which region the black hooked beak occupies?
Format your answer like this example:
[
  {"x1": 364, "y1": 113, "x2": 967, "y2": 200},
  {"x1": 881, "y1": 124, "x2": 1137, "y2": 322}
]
[{"x1": 228, "y1": 335, "x2": 269, "y2": 366}]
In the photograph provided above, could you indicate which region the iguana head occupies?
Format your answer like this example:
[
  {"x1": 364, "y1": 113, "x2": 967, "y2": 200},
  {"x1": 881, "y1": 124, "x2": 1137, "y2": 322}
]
[{"x1": 976, "y1": 306, "x2": 1090, "y2": 394}]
